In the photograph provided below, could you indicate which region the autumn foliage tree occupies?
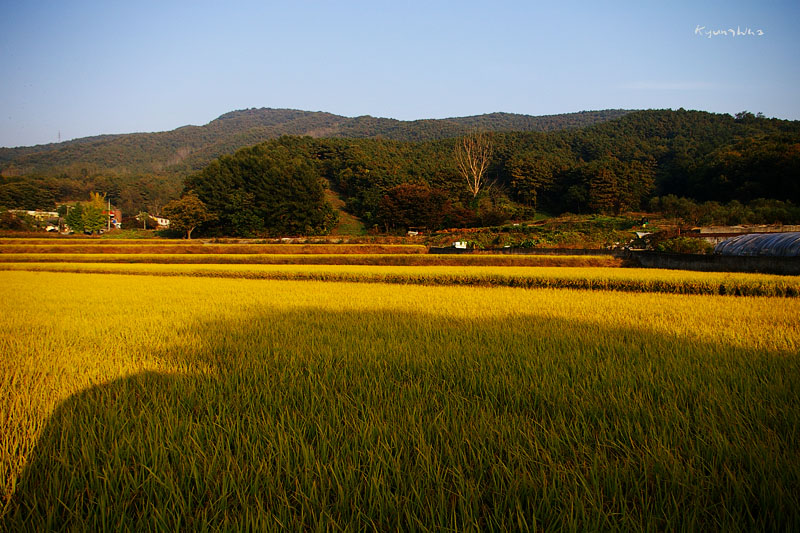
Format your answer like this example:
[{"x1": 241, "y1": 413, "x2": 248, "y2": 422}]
[
  {"x1": 82, "y1": 192, "x2": 107, "y2": 234},
  {"x1": 377, "y1": 183, "x2": 450, "y2": 231}
]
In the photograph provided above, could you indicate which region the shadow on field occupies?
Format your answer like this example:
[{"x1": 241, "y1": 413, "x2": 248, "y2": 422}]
[{"x1": 3, "y1": 308, "x2": 798, "y2": 531}]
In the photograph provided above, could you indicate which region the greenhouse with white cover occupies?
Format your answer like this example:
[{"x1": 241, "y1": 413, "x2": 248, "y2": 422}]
[{"x1": 714, "y1": 232, "x2": 800, "y2": 257}]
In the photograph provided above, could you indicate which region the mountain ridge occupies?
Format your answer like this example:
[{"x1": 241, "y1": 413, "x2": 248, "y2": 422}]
[{"x1": 0, "y1": 108, "x2": 632, "y2": 177}]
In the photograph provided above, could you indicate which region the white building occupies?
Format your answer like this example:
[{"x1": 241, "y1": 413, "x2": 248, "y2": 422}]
[{"x1": 152, "y1": 216, "x2": 170, "y2": 228}]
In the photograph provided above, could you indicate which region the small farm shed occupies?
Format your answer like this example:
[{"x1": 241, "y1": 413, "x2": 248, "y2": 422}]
[{"x1": 714, "y1": 232, "x2": 800, "y2": 257}]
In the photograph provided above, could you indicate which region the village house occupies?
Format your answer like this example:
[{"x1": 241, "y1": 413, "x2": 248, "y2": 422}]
[
  {"x1": 152, "y1": 215, "x2": 170, "y2": 228},
  {"x1": 9, "y1": 209, "x2": 59, "y2": 221}
]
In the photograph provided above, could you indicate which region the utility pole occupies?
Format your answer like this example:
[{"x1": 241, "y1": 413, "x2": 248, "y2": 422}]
[{"x1": 107, "y1": 196, "x2": 111, "y2": 231}]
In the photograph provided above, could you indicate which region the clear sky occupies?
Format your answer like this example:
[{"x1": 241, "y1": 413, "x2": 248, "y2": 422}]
[{"x1": 1, "y1": 0, "x2": 798, "y2": 147}]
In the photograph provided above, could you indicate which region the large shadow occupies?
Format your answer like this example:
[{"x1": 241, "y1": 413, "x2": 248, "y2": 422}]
[{"x1": 3, "y1": 309, "x2": 798, "y2": 531}]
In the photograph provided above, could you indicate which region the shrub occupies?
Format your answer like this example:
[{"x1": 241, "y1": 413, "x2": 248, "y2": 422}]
[{"x1": 655, "y1": 236, "x2": 714, "y2": 255}]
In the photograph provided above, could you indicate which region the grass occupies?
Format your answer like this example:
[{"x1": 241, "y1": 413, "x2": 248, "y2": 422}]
[
  {"x1": 1, "y1": 262, "x2": 798, "y2": 297},
  {"x1": 324, "y1": 184, "x2": 367, "y2": 236},
  {"x1": 1, "y1": 270, "x2": 798, "y2": 530}
]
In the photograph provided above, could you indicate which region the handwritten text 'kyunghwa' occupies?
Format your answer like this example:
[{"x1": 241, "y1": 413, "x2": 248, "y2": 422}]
[{"x1": 695, "y1": 25, "x2": 764, "y2": 38}]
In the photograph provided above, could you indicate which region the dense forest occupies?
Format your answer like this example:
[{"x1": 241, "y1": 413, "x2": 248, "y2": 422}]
[
  {"x1": 0, "y1": 108, "x2": 630, "y2": 217},
  {"x1": 2, "y1": 109, "x2": 799, "y2": 235},
  {"x1": 181, "y1": 109, "x2": 800, "y2": 236}
]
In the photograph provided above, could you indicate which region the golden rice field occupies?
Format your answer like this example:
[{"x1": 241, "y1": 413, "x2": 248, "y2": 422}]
[
  {"x1": 1, "y1": 268, "x2": 799, "y2": 531},
  {"x1": 0, "y1": 253, "x2": 622, "y2": 268},
  {"x1": 1, "y1": 239, "x2": 799, "y2": 530},
  {"x1": 0, "y1": 243, "x2": 428, "y2": 255},
  {"x1": 1, "y1": 261, "x2": 798, "y2": 297}
]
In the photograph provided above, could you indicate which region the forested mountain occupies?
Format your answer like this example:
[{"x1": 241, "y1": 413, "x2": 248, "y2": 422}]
[
  {"x1": 2, "y1": 108, "x2": 799, "y2": 233},
  {"x1": 0, "y1": 108, "x2": 631, "y2": 178},
  {"x1": 183, "y1": 110, "x2": 800, "y2": 236}
]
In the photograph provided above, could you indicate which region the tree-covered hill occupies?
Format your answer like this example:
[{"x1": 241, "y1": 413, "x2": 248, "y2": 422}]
[
  {"x1": 3, "y1": 108, "x2": 798, "y2": 231},
  {"x1": 181, "y1": 110, "x2": 800, "y2": 236},
  {"x1": 0, "y1": 108, "x2": 631, "y2": 178}
]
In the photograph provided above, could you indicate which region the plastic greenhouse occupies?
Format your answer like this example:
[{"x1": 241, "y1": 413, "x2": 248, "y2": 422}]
[{"x1": 714, "y1": 232, "x2": 800, "y2": 257}]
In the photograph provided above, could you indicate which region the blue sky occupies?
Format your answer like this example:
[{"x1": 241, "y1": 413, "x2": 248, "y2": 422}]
[{"x1": 1, "y1": 0, "x2": 798, "y2": 147}]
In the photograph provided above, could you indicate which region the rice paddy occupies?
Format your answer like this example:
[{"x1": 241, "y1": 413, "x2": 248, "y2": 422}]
[
  {"x1": 0, "y1": 243, "x2": 428, "y2": 255},
  {"x1": 1, "y1": 239, "x2": 798, "y2": 531},
  {"x1": 1, "y1": 262, "x2": 797, "y2": 297},
  {"x1": 0, "y1": 253, "x2": 623, "y2": 268}
]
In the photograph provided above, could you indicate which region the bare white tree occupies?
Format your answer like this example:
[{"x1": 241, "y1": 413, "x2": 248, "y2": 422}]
[{"x1": 454, "y1": 131, "x2": 493, "y2": 198}]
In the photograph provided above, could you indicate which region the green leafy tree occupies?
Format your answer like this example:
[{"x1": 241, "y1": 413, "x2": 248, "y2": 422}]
[
  {"x1": 219, "y1": 191, "x2": 264, "y2": 237},
  {"x1": 581, "y1": 157, "x2": 655, "y2": 214},
  {"x1": 507, "y1": 152, "x2": 557, "y2": 209},
  {"x1": 186, "y1": 141, "x2": 337, "y2": 236},
  {"x1": 136, "y1": 211, "x2": 150, "y2": 230},
  {"x1": 162, "y1": 192, "x2": 215, "y2": 239},
  {"x1": 81, "y1": 206, "x2": 105, "y2": 234},
  {"x1": 64, "y1": 203, "x2": 85, "y2": 233},
  {"x1": 586, "y1": 163, "x2": 621, "y2": 214},
  {"x1": 619, "y1": 158, "x2": 656, "y2": 210},
  {"x1": 81, "y1": 192, "x2": 107, "y2": 234}
]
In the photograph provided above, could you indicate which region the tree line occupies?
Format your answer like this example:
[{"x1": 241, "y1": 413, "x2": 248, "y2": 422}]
[{"x1": 0, "y1": 173, "x2": 180, "y2": 219}]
